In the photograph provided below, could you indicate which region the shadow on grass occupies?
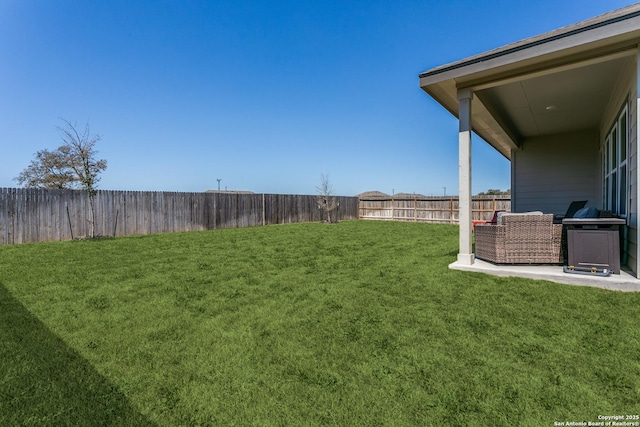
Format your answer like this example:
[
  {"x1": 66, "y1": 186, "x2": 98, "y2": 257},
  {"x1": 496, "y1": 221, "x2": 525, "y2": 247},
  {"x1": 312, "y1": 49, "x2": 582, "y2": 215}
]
[{"x1": 0, "y1": 283, "x2": 156, "y2": 427}]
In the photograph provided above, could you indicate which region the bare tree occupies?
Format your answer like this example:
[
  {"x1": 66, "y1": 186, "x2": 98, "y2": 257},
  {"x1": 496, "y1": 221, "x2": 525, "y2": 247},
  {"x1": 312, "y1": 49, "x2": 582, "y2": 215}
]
[
  {"x1": 15, "y1": 119, "x2": 107, "y2": 238},
  {"x1": 55, "y1": 119, "x2": 107, "y2": 193},
  {"x1": 316, "y1": 173, "x2": 339, "y2": 223}
]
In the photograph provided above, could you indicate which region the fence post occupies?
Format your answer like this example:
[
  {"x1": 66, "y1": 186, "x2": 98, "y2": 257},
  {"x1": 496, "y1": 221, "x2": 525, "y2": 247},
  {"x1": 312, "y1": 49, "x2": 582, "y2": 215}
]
[
  {"x1": 390, "y1": 197, "x2": 393, "y2": 221},
  {"x1": 449, "y1": 198, "x2": 453, "y2": 224}
]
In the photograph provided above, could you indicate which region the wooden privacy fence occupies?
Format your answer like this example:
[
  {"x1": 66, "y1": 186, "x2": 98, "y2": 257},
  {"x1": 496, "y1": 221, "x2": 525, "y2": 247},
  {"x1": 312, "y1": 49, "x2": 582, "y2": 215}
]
[
  {"x1": 0, "y1": 188, "x2": 359, "y2": 245},
  {"x1": 358, "y1": 195, "x2": 511, "y2": 224}
]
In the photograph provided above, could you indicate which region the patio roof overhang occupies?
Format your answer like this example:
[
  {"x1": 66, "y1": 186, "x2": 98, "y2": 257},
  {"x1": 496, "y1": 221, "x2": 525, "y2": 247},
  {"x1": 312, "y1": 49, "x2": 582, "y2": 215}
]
[
  {"x1": 419, "y1": 3, "x2": 640, "y2": 271},
  {"x1": 419, "y1": 3, "x2": 640, "y2": 160}
]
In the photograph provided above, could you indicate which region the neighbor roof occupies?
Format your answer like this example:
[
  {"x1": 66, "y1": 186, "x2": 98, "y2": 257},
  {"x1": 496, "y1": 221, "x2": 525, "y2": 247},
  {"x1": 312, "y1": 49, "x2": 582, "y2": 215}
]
[{"x1": 357, "y1": 191, "x2": 391, "y2": 199}]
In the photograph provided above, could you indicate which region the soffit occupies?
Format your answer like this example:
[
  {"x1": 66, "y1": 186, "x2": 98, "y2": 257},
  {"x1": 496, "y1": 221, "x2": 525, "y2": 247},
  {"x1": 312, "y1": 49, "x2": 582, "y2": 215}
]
[{"x1": 475, "y1": 55, "x2": 631, "y2": 140}]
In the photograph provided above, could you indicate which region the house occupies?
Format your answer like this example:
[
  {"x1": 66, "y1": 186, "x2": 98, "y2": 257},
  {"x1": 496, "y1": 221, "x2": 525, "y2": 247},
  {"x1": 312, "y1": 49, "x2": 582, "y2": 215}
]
[{"x1": 419, "y1": 4, "x2": 640, "y2": 279}]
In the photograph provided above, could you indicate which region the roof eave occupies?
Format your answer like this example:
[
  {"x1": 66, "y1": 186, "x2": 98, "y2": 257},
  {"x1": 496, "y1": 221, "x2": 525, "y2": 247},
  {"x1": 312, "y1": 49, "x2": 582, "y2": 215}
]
[
  {"x1": 419, "y1": 3, "x2": 640, "y2": 158},
  {"x1": 419, "y1": 3, "x2": 640, "y2": 81}
]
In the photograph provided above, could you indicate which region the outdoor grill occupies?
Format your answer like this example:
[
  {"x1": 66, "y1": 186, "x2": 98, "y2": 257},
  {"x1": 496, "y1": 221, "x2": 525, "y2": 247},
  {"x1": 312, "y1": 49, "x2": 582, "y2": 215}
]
[{"x1": 562, "y1": 218, "x2": 625, "y2": 274}]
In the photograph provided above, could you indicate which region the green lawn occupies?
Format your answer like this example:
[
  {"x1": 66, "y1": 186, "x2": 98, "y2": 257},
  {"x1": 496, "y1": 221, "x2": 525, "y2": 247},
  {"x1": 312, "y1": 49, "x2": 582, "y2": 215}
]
[{"x1": 1, "y1": 221, "x2": 639, "y2": 426}]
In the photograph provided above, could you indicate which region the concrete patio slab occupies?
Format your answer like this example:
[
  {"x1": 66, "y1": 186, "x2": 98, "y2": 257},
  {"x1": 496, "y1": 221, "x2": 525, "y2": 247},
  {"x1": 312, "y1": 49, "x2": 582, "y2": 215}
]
[{"x1": 449, "y1": 259, "x2": 640, "y2": 292}]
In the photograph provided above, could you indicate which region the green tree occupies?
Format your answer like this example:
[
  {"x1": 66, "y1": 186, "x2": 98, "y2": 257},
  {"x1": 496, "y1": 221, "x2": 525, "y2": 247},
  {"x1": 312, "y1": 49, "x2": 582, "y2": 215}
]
[
  {"x1": 15, "y1": 119, "x2": 107, "y2": 237},
  {"x1": 477, "y1": 188, "x2": 510, "y2": 196}
]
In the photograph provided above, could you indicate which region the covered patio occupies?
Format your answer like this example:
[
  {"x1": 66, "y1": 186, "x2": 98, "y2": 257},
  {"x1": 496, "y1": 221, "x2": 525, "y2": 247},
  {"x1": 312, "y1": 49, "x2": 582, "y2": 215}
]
[
  {"x1": 452, "y1": 258, "x2": 639, "y2": 292},
  {"x1": 420, "y1": 4, "x2": 640, "y2": 286}
]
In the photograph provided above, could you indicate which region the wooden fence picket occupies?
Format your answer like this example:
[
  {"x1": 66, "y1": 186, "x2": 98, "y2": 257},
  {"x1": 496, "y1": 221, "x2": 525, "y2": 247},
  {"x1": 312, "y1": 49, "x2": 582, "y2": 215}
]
[
  {"x1": 0, "y1": 188, "x2": 359, "y2": 245},
  {"x1": 358, "y1": 195, "x2": 510, "y2": 224}
]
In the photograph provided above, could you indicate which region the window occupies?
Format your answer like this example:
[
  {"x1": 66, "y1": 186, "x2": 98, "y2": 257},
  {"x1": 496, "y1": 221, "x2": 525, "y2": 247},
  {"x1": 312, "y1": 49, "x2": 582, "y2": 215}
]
[{"x1": 603, "y1": 105, "x2": 628, "y2": 217}]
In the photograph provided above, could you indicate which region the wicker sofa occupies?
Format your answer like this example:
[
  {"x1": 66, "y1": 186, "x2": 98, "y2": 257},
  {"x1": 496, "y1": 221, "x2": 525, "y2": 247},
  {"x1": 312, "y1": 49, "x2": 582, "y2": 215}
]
[{"x1": 474, "y1": 213, "x2": 563, "y2": 264}]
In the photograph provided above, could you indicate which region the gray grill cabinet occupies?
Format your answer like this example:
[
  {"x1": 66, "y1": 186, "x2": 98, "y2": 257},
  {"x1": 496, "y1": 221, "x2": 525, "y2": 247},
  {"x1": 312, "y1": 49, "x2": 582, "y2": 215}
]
[{"x1": 562, "y1": 218, "x2": 625, "y2": 274}]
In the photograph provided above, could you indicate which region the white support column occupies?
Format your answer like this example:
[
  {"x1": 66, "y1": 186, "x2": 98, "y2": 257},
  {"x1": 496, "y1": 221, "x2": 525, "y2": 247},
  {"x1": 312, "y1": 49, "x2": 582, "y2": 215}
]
[{"x1": 457, "y1": 88, "x2": 474, "y2": 265}]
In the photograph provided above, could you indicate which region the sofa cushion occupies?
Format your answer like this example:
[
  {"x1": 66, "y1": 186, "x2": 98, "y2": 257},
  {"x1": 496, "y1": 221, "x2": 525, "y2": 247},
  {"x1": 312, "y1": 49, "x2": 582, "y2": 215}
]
[
  {"x1": 564, "y1": 200, "x2": 588, "y2": 218},
  {"x1": 496, "y1": 211, "x2": 543, "y2": 225},
  {"x1": 573, "y1": 207, "x2": 599, "y2": 218}
]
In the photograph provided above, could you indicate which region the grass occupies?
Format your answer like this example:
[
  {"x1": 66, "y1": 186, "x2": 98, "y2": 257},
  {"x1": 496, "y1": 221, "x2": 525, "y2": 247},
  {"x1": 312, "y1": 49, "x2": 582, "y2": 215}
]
[{"x1": 1, "y1": 220, "x2": 639, "y2": 426}]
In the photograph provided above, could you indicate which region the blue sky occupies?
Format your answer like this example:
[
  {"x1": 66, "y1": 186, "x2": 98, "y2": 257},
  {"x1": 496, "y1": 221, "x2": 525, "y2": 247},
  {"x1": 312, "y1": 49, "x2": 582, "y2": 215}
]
[{"x1": 1, "y1": 1, "x2": 636, "y2": 196}]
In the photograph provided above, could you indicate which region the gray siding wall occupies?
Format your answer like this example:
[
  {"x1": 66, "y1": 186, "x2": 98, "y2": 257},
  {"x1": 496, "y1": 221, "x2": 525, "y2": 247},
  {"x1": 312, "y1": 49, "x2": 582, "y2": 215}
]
[
  {"x1": 511, "y1": 55, "x2": 638, "y2": 276},
  {"x1": 512, "y1": 130, "x2": 600, "y2": 214},
  {"x1": 631, "y1": 61, "x2": 639, "y2": 276},
  {"x1": 600, "y1": 55, "x2": 637, "y2": 275},
  {"x1": 628, "y1": 82, "x2": 637, "y2": 275}
]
